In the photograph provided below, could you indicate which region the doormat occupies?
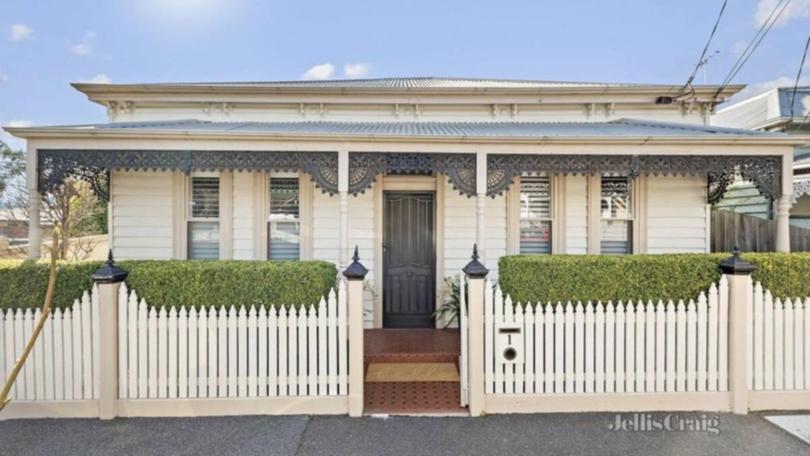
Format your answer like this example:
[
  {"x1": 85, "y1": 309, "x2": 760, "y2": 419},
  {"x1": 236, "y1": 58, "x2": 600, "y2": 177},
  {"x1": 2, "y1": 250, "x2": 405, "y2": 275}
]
[{"x1": 365, "y1": 362, "x2": 459, "y2": 382}]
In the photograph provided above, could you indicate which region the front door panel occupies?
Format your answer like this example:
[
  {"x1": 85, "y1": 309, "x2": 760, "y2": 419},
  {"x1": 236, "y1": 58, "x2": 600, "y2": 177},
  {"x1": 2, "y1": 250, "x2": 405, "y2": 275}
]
[{"x1": 383, "y1": 192, "x2": 436, "y2": 328}]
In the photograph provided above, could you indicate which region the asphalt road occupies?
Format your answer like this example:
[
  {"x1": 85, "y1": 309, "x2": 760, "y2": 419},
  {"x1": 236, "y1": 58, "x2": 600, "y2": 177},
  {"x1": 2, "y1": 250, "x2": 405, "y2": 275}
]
[{"x1": 0, "y1": 412, "x2": 807, "y2": 456}]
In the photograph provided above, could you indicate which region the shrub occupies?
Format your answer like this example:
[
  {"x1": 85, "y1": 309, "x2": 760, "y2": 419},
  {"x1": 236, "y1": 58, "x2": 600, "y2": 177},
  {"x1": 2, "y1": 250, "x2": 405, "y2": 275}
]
[
  {"x1": 498, "y1": 253, "x2": 810, "y2": 304},
  {"x1": 0, "y1": 260, "x2": 337, "y2": 310}
]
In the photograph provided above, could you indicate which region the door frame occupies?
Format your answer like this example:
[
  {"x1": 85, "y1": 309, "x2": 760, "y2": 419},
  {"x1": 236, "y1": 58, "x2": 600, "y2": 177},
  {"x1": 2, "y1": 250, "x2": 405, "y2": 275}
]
[{"x1": 373, "y1": 175, "x2": 445, "y2": 328}]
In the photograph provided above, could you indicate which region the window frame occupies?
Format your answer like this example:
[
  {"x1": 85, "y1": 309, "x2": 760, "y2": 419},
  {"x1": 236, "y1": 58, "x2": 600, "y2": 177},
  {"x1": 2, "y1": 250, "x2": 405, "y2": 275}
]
[
  {"x1": 588, "y1": 174, "x2": 646, "y2": 255},
  {"x1": 267, "y1": 173, "x2": 302, "y2": 261},
  {"x1": 508, "y1": 174, "x2": 565, "y2": 255},
  {"x1": 186, "y1": 172, "x2": 222, "y2": 260},
  {"x1": 518, "y1": 175, "x2": 554, "y2": 255}
]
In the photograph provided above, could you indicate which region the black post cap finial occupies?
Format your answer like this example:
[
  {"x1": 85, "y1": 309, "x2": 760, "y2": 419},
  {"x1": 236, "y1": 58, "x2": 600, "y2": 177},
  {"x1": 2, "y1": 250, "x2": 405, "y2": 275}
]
[
  {"x1": 342, "y1": 245, "x2": 368, "y2": 280},
  {"x1": 91, "y1": 249, "x2": 129, "y2": 284},
  {"x1": 719, "y1": 246, "x2": 756, "y2": 276},
  {"x1": 463, "y1": 244, "x2": 489, "y2": 278}
]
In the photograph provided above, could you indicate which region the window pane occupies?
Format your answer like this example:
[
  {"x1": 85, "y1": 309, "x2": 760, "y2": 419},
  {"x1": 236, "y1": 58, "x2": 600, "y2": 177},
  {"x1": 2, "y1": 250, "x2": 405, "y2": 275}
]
[
  {"x1": 520, "y1": 219, "x2": 552, "y2": 254},
  {"x1": 601, "y1": 176, "x2": 632, "y2": 219},
  {"x1": 188, "y1": 221, "x2": 220, "y2": 259},
  {"x1": 268, "y1": 177, "x2": 300, "y2": 260},
  {"x1": 600, "y1": 220, "x2": 632, "y2": 255},
  {"x1": 191, "y1": 177, "x2": 220, "y2": 219},
  {"x1": 520, "y1": 176, "x2": 552, "y2": 254},
  {"x1": 520, "y1": 176, "x2": 551, "y2": 219}
]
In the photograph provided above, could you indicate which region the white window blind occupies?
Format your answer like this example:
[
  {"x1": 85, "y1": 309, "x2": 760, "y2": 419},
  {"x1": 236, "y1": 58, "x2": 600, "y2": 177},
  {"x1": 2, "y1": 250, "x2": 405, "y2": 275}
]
[
  {"x1": 519, "y1": 176, "x2": 552, "y2": 254},
  {"x1": 268, "y1": 177, "x2": 300, "y2": 260},
  {"x1": 188, "y1": 176, "x2": 220, "y2": 259},
  {"x1": 600, "y1": 176, "x2": 633, "y2": 255}
]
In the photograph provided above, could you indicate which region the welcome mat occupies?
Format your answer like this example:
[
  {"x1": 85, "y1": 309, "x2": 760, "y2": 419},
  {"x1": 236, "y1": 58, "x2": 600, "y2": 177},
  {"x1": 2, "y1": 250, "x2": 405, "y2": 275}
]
[{"x1": 365, "y1": 362, "x2": 459, "y2": 382}]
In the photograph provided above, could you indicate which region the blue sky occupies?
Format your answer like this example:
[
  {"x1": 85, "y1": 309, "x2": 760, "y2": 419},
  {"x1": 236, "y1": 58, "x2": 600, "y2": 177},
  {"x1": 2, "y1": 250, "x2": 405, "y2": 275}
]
[{"x1": 1, "y1": 0, "x2": 809, "y2": 149}]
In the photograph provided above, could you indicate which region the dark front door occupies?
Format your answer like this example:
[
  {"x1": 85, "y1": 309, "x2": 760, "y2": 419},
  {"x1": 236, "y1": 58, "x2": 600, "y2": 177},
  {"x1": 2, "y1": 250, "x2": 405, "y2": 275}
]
[{"x1": 383, "y1": 192, "x2": 436, "y2": 328}]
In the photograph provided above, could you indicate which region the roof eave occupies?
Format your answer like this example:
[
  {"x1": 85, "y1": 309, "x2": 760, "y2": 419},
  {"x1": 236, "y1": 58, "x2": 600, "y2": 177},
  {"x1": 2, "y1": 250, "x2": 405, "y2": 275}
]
[{"x1": 70, "y1": 82, "x2": 745, "y2": 104}]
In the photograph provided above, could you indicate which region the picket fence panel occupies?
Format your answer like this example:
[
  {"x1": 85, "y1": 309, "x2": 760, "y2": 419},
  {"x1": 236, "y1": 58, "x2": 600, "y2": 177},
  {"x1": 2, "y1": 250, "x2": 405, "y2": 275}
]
[
  {"x1": 0, "y1": 286, "x2": 100, "y2": 401},
  {"x1": 118, "y1": 281, "x2": 348, "y2": 399},
  {"x1": 751, "y1": 282, "x2": 810, "y2": 391},
  {"x1": 484, "y1": 277, "x2": 729, "y2": 395}
]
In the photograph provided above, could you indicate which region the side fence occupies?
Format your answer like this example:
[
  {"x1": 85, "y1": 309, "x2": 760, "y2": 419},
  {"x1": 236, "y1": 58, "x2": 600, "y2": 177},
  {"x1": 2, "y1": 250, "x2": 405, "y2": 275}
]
[
  {"x1": 462, "y1": 251, "x2": 810, "y2": 416},
  {"x1": 711, "y1": 209, "x2": 810, "y2": 252},
  {"x1": 0, "y1": 254, "x2": 369, "y2": 420}
]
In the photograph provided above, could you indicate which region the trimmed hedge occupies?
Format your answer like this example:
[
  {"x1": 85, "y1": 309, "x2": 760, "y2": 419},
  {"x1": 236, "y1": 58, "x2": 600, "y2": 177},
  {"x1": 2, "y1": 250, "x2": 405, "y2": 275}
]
[
  {"x1": 0, "y1": 260, "x2": 338, "y2": 310},
  {"x1": 498, "y1": 253, "x2": 810, "y2": 304}
]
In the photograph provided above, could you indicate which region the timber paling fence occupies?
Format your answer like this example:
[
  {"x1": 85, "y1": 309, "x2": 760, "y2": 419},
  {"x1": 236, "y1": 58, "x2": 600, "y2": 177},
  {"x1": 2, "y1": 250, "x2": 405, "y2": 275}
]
[{"x1": 711, "y1": 210, "x2": 810, "y2": 252}]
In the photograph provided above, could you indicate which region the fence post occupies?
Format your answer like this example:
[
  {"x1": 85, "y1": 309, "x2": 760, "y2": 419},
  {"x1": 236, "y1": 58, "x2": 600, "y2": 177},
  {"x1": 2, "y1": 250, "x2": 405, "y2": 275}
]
[
  {"x1": 343, "y1": 246, "x2": 368, "y2": 418},
  {"x1": 91, "y1": 250, "x2": 128, "y2": 420},
  {"x1": 719, "y1": 247, "x2": 755, "y2": 414},
  {"x1": 463, "y1": 245, "x2": 489, "y2": 417}
]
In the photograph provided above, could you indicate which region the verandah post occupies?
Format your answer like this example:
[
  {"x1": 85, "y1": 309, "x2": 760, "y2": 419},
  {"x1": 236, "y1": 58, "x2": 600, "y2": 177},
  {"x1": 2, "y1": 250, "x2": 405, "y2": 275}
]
[
  {"x1": 91, "y1": 250, "x2": 128, "y2": 420},
  {"x1": 464, "y1": 244, "x2": 489, "y2": 417},
  {"x1": 719, "y1": 247, "x2": 755, "y2": 414},
  {"x1": 343, "y1": 246, "x2": 368, "y2": 417}
]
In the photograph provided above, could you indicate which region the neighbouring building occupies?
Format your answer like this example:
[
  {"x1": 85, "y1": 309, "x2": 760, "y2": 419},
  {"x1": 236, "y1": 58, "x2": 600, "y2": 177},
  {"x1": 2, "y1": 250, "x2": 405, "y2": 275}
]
[
  {"x1": 713, "y1": 86, "x2": 810, "y2": 228},
  {"x1": 5, "y1": 77, "x2": 806, "y2": 329}
]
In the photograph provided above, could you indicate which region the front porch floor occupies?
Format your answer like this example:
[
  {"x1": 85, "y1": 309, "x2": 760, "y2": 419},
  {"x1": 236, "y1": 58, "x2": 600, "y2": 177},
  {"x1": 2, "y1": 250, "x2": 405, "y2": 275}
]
[{"x1": 363, "y1": 329, "x2": 465, "y2": 415}]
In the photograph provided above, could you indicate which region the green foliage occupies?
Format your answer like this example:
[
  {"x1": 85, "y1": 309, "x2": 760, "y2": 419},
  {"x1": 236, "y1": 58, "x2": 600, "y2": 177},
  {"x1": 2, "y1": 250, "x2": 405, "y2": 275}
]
[
  {"x1": 498, "y1": 253, "x2": 810, "y2": 304},
  {"x1": 0, "y1": 140, "x2": 25, "y2": 196},
  {"x1": 0, "y1": 260, "x2": 337, "y2": 310},
  {"x1": 434, "y1": 275, "x2": 463, "y2": 328}
]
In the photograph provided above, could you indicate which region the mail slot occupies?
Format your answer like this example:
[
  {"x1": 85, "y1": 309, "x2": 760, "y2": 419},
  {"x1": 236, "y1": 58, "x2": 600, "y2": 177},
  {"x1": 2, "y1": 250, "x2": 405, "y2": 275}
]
[{"x1": 495, "y1": 322, "x2": 524, "y2": 364}]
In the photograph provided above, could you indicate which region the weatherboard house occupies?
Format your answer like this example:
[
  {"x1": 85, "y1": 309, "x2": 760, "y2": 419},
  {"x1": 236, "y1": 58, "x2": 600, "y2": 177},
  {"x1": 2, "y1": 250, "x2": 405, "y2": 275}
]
[{"x1": 6, "y1": 77, "x2": 805, "y2": 329}]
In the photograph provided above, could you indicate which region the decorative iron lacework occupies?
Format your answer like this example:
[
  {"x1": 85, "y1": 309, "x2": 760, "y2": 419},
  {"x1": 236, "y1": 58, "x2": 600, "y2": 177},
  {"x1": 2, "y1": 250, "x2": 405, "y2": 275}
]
[
  {"x1": 486, "y1": 154, "x2": 783, "y2": 202},
  {"x1": 792, "y1": 179, "x2": 810, "y2": 204},
  {"x1": 38, "y1": 149, "x2": 339, "y2": 200},
  {"x1": 348, "y1": 153, "x2": 477, "y2": 196}
]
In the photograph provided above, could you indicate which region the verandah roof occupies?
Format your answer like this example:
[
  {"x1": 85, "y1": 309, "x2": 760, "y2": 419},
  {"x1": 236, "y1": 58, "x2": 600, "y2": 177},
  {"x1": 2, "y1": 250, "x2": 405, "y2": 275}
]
[{"x1": 5, "y1": 119, "x2": 802, "y2": 203}]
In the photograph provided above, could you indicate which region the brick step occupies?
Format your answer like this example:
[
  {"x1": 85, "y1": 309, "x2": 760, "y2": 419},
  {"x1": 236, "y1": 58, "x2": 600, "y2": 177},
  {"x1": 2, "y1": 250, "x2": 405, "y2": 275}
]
[{"x1": 364, "y1": 381, "x2": 465, "y2": 414}]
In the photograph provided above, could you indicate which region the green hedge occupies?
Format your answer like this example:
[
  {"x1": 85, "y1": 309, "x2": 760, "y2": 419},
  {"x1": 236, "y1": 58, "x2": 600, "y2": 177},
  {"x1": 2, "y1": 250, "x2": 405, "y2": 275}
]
[
  {"x1": 498, "y1": 253, "x2": 810, "y2": 304},
  {"x1": 0, "y1": 260, "x2": 338, "y2": 310}
]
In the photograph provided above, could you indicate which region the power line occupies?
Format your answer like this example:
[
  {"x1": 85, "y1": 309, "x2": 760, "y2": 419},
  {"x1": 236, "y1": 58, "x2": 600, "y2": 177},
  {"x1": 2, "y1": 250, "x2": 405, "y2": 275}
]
[
  {"x1": 713, "y1": 0, "x2": 793, "y2": 99},
  {"x1": 678, "y1": 0, "x2": 728, "y2": 100},
  {"x1": 788, "y1": 35, "x2": 810, "y2": 126}
]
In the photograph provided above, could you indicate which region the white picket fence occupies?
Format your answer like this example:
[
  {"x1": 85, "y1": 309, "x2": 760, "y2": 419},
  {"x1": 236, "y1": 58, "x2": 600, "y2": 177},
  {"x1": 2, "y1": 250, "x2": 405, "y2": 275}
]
[
  {"x1": 751, "y1": 282, "x2": 810, "y2": 391},
  {"x1": 117, "y1": 281, "x2": 348, "y2": 399},
  {"x1": 0, "y1": 286, "x2": 100, "y2": 402},
  {"x1": 484, "y1": 277, "x2": 730, "y2": 395}
]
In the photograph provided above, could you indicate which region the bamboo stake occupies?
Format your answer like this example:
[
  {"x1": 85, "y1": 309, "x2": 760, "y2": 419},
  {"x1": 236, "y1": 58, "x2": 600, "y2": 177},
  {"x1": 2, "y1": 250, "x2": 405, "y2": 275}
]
[{"x1": 0, "y1": 234, "x2": 59, "y2": 413}]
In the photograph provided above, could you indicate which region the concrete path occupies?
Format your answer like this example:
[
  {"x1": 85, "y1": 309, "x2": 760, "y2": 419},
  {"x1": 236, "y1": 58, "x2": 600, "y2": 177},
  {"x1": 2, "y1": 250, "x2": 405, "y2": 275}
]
[{"x1": 0, "y1": 412, "x2": 807, "y2": 456}]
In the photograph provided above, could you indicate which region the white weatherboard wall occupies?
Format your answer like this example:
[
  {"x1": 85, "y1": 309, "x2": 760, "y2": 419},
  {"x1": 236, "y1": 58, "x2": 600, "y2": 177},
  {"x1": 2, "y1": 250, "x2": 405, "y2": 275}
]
[
  {"x1": 443, "y1": 178, "x2": 476, "y2": 274},
  {"x1": 565, "y1": 176, "x2": 589, "y2": 254},
  {"x1": 312, "y1": 191, "x2": 339, "y2": 264},
  {"x1": 348, "y1": 189, "x2": 375, "y2": 328},
  {"x1": 485, "y1": 193, "x2": 507, "y2": 277},
  {"x1": 232, "y1": 171, "x2": 256, "y2": 260},
  {"x1": 111, "y1": 171, "x2": 174, "y2": 259},
  {"x1": 647, "y1": 176, "x2": 708, "y2": 253}
]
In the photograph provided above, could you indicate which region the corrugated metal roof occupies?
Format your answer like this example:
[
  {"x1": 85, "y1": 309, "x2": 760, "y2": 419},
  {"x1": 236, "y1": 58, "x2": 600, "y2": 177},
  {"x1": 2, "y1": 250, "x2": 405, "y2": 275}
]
[
  {"x1": 124, "y1": 77, "x2": 636, "y2": 89},
  {"x1": 52, "y1": 118, "x2": 776, "y2": 138}
]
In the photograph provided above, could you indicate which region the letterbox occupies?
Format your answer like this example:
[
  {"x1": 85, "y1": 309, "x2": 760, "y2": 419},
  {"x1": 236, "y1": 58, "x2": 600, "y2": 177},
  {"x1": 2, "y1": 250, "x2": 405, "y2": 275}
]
[{"x1": 495, "y1": 322, "x2": 524, "y2": 364}]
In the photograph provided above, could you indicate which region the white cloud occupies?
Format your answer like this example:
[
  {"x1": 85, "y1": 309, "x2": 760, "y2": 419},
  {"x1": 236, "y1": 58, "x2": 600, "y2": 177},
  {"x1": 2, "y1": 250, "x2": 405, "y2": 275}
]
[
  {"x1": 80, "y1": 74, "x2": 111, "y2": 84},
  {"x1": 70, "y1": 31, "x2": 96, "y2": 56},
  {"x1": 0, "y1": 69, "x2": 7, "y2": 85},
  {"x1": 754, "y1": 0, "x2": 810, "y2": 27},
  {"x1": 344, "y1": 63, "x2": 371, "y2": 78},
  {"x1": 0, "y1": 120, "x2": 33, "y2": 151},
  {"x1": 301, "y1": 63, "x2": 336, "y2": 80},
  {"x1": 9, "y1": 24, "x2": 33, "y2": 42}
]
